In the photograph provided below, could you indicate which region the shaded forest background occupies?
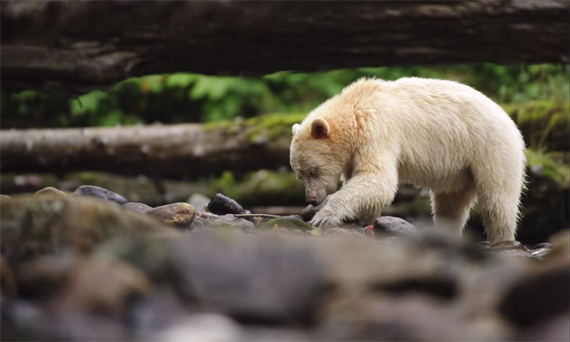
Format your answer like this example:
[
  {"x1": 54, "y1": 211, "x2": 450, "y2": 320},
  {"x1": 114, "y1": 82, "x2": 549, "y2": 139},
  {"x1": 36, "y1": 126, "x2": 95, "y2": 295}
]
[{"x1": 2, "y1": 63, "x2": 569, "y2": 243}]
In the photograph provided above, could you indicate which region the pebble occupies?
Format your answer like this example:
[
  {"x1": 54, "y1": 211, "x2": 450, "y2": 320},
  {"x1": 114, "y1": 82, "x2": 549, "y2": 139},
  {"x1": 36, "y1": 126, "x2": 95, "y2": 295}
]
[{"x1": 34, "y1": 187, "x2": 68, "y2": 199}]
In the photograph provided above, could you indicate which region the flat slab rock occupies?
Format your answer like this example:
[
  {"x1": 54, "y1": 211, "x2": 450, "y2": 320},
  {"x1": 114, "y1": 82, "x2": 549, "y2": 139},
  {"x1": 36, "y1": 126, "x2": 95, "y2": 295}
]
[{"x1": 73, "y1": 185, "x2": 127, "y2": 205}]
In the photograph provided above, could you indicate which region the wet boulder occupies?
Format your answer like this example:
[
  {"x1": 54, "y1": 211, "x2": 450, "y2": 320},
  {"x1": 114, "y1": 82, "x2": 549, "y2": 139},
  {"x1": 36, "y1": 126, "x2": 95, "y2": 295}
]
[
  {"x1": 147, "y1": 203, "x2": 196, "y2": 228},
  {"x1": 1, "y1": 196, "x2": 174, "y2": 264}
]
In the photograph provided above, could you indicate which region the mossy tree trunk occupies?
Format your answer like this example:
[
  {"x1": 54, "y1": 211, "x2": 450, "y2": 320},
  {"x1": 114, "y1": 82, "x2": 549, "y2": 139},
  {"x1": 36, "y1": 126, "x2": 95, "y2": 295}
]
[{"x1": 0, "y1": 118, "x2": 297, "y2": 178}]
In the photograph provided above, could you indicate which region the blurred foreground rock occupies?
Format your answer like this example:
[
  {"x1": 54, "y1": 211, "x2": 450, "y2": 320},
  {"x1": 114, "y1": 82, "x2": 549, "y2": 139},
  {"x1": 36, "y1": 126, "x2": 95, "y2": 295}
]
[{"x1": 1, "y1": 186, "x2": 568, "y2": 341}]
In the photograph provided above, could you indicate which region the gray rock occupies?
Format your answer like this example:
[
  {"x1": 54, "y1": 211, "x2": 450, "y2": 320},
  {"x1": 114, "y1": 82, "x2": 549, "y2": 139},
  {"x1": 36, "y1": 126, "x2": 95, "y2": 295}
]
[
  {"x1": 122, "y1": 202, "x2": 153, "y2": 214},
  {"x1": 207, "y1": 193, "x2": 243, "y2": 215},
  {"x1": 290, "y1": 229, "x2": 304, "y2": 237},
  {"x1": 73, "y1": 185, "x2": 127, "y2": 205},
  {"x1": 488, "y1": 240, "x2": 534, "y2": 258},
  {"x1": 169, "y1": 233, "x2": 325, "y2": 324},
  {"x1": 199, "y1": 214, "x2": 256, "y2": 233},
  {"x1": 373, "y1": 216, "x2": 418, "y2": 237},
  {"x1": 324, "y1": 227, "x2": 353, "y2": 239}
]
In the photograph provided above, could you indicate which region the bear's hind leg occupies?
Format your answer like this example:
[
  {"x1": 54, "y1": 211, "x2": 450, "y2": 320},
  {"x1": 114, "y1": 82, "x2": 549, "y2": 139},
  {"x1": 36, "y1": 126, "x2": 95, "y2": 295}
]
[
  {"x1": 475, "y1": 182, "x2": 520, "y2": 244},
  {"x1": 432, "y1": 187, "x2": 477, "y2": 238},
  {"x1": 471, "y1": 155, "x2": 524, "y2": 244}
]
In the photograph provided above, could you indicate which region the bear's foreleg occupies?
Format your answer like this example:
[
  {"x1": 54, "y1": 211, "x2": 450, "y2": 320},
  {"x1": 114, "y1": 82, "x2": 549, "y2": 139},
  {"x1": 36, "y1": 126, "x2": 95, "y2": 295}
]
[{"x1": 310, "y1": 168, "x2": 398, "y2": 228}]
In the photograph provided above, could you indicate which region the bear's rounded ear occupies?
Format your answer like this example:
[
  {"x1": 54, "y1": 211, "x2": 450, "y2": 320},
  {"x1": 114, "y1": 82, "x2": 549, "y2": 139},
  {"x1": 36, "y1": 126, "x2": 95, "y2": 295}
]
[
  {"x1": 311, "y1": 117, "x2": 330, "y2": 139},
  {"x1": 292, "y1": 123, "x2": 301, "y2": 136}
]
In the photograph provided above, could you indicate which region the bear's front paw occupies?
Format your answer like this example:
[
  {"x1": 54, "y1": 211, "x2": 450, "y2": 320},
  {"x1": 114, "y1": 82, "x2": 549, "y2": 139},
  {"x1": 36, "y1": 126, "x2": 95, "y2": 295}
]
[{"x1": 310, "y1": 209, "x2": 343, "y2": 229}]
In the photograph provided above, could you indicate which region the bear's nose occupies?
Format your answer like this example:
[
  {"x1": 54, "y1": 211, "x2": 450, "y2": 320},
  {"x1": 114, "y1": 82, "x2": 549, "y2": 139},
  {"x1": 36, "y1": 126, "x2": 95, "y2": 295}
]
[{"x1": 306, "y1": 197, "x2": 317, "y2": 206}]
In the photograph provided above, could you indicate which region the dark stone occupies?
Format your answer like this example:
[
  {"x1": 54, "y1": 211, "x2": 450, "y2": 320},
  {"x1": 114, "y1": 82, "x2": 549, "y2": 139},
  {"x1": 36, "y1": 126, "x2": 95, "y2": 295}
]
[
  {"x1": 122, "y1": 202, "x2": 153, "y2": 214},
  {"x1": 499, "y1": 264, "x2": 569, "y2": 327},
  {"x1": 147, "y1": 203, "x2": 196, "y2": 228},
  {"x1": 514, "y1": 314, "x2": 570, "y2": 342},
  {"x1": 373, "y1": 217, "x2": 418, "y2": 237},
  {"x1": 373, "y1": 277, "x2": 457, "y2": 300},
  {"x1": 300, "y1": 204, "x2": 318, "y2": 222},
  {"x1": 207, "y1": 193, "x2": 244, "y2": 215},
  {"x1": 73, "y1": 185, "x2": 127, "y2": 205}
]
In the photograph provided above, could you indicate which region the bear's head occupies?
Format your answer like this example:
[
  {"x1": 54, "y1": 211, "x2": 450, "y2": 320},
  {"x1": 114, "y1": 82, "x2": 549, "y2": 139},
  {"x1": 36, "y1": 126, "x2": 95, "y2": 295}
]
[{"x1": 290, "y1": 117, "x2": 344, "y2": 206}]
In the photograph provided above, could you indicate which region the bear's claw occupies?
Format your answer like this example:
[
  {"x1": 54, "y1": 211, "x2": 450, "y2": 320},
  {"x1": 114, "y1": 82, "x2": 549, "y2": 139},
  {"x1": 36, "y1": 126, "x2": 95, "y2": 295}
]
[{"x1": 310, "y1": 210, "x2": 343, "y2": 229}]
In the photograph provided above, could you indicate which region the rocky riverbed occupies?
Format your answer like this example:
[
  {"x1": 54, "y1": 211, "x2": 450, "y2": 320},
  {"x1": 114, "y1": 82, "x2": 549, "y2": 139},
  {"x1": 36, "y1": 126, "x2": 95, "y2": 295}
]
[{"x1": 1, "y1": 186, "x2": 568, "y2": 341}]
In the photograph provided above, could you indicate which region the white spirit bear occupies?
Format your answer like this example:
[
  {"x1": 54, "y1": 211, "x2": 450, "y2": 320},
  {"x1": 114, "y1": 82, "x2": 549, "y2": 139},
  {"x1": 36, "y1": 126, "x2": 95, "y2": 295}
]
[{"x1": 290, "y1": 77, "x2": 526, "y2": 243}]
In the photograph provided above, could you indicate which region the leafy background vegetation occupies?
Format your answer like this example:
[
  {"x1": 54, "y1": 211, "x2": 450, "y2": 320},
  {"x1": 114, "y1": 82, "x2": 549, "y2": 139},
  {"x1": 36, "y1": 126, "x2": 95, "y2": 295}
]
[
  {"x1": 3, "y1": 64, "x2": 568, "y2": 126},
  {"x1": 2, "y1": 64, "x2": 568, "y2": 243}
]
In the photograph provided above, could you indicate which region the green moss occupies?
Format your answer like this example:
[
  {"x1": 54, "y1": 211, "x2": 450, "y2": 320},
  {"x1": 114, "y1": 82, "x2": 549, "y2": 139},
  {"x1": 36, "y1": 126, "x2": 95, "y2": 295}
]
[
  {"x1": 262, "y1": 217, "x2": 312, "y2": 231},
  {"x1": 241, "y1": 113, "x2": 306, "y2": 143},
  {"x1": 204, "y1": 113, "x2": 306, "y2": 143}
]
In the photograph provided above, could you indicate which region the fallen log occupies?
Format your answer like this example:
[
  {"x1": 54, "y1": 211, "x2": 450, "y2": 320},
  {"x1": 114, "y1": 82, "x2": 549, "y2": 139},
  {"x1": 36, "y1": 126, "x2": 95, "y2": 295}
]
[
  {"x1": 0, "y1": 115, "x2": 303, "y2": 178},
  {"x1": 2, "y1": 101, "x2": 567, "y2": 178},
  {"x1": 1, "y1": 0, "x2": 568, "y2": 92}
]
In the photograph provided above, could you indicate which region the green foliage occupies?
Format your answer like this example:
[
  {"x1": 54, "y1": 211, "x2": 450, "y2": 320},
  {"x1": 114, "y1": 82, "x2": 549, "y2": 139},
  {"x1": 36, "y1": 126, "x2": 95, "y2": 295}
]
[
  {"x1": 505, "y1": 101, "x2": 569, "y2": 152},
  {"x1": 525, "y1": 149, "x2": 570, "y2": 188},
  {"x1": 3, "y1": 64, "x2": 568, "y2": 128}
]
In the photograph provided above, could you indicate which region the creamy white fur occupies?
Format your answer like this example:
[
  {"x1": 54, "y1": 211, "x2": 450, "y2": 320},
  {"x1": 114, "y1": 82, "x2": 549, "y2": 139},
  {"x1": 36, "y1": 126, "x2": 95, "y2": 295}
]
[{"x1": 290, "y1": 77, "x2": 526, "y2": 243}]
